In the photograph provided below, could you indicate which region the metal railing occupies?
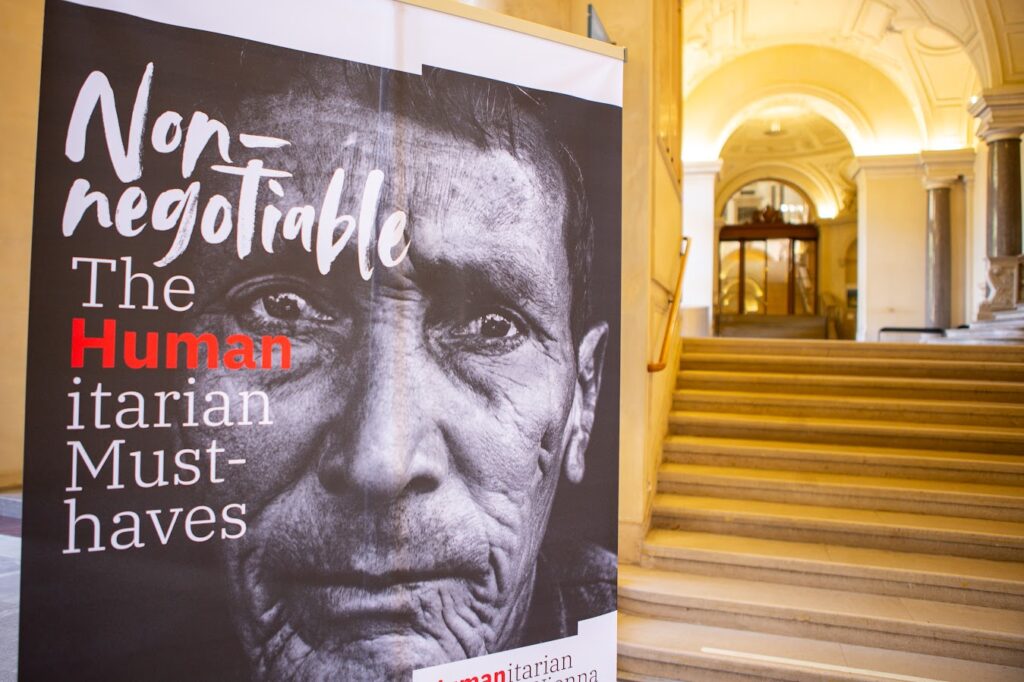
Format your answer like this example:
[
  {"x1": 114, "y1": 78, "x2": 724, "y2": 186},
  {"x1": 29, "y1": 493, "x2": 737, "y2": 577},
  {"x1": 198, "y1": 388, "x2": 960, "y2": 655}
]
[
  {"x1": 877, "y1": 327, "x2": 947, "y2": 341},
  {"x1": 648, "y1": 236, "x2": 691, "y2": 372}
]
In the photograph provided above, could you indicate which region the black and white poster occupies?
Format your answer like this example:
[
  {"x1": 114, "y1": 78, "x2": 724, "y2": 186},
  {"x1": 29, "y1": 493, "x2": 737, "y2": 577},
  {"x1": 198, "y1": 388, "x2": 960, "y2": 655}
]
[{"x1": 19, "y1": 1, "x2": 622, "y2": 679}]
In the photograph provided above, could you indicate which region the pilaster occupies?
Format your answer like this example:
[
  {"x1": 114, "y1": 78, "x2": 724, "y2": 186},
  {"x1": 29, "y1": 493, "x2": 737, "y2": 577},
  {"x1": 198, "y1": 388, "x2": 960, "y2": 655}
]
[{"x1": 681, "y1": 159, "x2": 722, "y2": 336}]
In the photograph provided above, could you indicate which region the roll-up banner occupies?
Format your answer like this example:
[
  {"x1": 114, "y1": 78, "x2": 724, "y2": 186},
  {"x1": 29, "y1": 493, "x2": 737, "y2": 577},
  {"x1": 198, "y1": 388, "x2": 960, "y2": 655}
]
[{"x1": 19, "y1": 0, "x2": 622, "y2": 679}]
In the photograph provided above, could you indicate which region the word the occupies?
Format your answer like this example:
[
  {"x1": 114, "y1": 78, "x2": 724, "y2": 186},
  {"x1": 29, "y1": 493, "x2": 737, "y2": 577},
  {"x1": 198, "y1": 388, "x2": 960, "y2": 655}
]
[{"x1": 72, "y1": 256, "x2": 194, "y2": 311}]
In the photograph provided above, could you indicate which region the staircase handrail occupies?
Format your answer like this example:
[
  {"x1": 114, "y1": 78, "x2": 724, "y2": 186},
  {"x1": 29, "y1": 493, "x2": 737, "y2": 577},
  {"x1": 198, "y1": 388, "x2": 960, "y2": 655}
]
[{"x1": 648, "y1": 236, "x2": 691, "y2": 372}]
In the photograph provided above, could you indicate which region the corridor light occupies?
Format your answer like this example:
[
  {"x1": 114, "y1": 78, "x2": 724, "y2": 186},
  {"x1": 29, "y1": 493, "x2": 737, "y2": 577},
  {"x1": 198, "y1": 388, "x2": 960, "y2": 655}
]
[{"x1": 817, "y1": 202, "x2": 839, "y2": 219}]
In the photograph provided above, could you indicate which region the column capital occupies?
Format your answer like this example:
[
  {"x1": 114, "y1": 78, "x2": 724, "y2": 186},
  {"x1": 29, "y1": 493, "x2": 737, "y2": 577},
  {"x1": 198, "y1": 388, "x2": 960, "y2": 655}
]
[
  {"x1": 683, "y1": 159, "x2": 723, "y2": 178},
  {"x1": 920, "y1": 148, "x2": 975, "y2": 188},
  {"x1": 968, "y1": 90, "x2": 1024, "y2": 142}
]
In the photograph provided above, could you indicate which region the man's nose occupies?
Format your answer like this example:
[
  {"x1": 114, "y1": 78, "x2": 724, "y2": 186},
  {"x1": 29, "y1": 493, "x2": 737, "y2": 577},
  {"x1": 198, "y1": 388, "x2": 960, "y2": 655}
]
[{"x1": 316, "y1": 326, "x2": 447, "y2": 502}]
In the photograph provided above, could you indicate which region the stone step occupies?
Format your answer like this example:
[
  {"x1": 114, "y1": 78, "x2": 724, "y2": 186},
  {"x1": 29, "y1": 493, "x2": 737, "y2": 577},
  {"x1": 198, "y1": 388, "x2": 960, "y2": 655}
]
[
  {"x1": 927, "y1": 337, "x2": 1024, "y2": 346},
  {"x1": 679, "y1": 352, "x2": 1024, "y2": 381},
  {"x1": 641, "y1": 528, "x2": 1024, "y2": 610},
  {"x1": 954, "y1": 333, "x2": 1024, "y2": 343},
  {"x1": 993, "y1": 306, "x2": 1024, "y2": 322},
  {"x1": 651, "y1": 494, "x2": 1024, "y2": 561},
  {"x1": 673, "y1": 389, "x2": 1024, "y2": 427},
  {"x1": 968, "y1": 317, "x2": 1024, "y2": 330},
  {"x1": 669, "y1": 411, "x2": 1024, "y2": 455},
  {"x1": 663, "y1": 435, "x2": 1024, "y2": 485},
  {"x1": 618, "y1": 566, "x2": 1024, "y2": 668},
  {"x1": 658, "y1": 463, "x2": 1024, "y2": 521},
  {"x1": 950, "y1": 327, "x2": 1024, "y2": 341},
  {"x1": 680, "y1": 337, "x2": 1024, "y2": 363},
  {"x1": 676, "y1": 369, "x2": 1024, "y2": 404},
  {"x1": 619, "y1": 613, "x2": 1024, "y2": 682}
]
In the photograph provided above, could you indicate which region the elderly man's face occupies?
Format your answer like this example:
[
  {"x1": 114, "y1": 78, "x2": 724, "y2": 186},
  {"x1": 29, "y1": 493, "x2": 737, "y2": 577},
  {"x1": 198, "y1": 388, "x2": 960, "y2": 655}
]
[{"x1": 183, "y1": 111, "x2": 607, "y2": 680}]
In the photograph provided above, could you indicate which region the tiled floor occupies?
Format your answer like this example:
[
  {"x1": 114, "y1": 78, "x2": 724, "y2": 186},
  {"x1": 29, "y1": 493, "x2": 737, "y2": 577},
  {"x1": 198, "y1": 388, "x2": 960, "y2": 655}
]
[{"x1": 0, "y1": 530, "x2": 19, "y2": 682}]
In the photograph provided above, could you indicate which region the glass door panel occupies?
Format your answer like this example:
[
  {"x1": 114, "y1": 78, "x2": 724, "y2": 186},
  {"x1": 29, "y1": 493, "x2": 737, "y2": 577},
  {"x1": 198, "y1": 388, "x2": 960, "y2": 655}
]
[
  {"x1": 718, "y1": 240, "x2": 742, "y2": 314},
  {"x1": 764, "y1": 238, "x2": 790, "y2": 315},
  {"x1": 743, "y1": 240, "x2": 766, "y2": 313},
  {"x1": 793, "y1": 239, "x2": 817, "y2": 315},
  {"x1": 716, "y1": 233, "x2": 819, "y2": 319}
]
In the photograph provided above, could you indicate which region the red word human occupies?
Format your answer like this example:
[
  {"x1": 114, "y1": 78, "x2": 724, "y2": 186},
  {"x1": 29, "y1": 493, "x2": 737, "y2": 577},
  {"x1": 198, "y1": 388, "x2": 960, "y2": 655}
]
[{"x1": 70, "y1": 318, "x2": 291, "y2": 370}]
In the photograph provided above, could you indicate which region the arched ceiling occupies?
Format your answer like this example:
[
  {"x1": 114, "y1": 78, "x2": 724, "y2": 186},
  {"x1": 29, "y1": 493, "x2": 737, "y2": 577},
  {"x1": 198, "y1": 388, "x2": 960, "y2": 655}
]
[
  {"x1": 681, "y1": 0, "x2": 1017, "y2": 155},
  {"x1": 717, "y1": 110, "x2": 856, "y2": 219},
  {"x1": 683, "y1": 45, "x2": 922, "y2": 159}
]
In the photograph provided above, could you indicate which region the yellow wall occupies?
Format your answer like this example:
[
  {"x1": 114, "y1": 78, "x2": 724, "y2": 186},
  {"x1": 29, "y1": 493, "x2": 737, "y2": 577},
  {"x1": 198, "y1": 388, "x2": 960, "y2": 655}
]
[
  {"x1": 855, "y1": 157, "x2": 929, "y2": 340},
  {"x1": 0, "y1": 0, "x2": 43, "y2": 488},
  {"x1": 501, "y1": 0, "x2": 573, "y2": 30},
  {"x1": 970, "y1": 144, "x2": 989, "y2": 320},
  {"x1": 949, "y1": 178, "x2": 968, "y2": 327},
  {"x1": 818, "y1": 216, "x2": 858, "y2": 336},
  {"x1": 584, "y1": 0, "x2": 682, "y2": 563},
  {"x1": 493, "y1": 0, "x2": 684, "y2": 561}
]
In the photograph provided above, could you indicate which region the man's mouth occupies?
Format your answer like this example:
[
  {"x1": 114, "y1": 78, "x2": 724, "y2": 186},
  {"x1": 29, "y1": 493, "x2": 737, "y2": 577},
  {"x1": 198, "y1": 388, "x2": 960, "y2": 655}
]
[
  {"x1": 247, "y1": 558, "x2": 486, "y2": 629},
  {"x1": 249, "y1": 569, "x2": 486, "y2": 651},
  {"x1": 290, "y1": 567, "x2": 464, "y2": 591}
]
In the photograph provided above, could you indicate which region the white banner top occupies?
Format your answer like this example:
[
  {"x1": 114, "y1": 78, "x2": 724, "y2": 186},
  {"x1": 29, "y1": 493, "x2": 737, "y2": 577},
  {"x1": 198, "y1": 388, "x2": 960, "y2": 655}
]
[{"x1": 64, "y1": 0, "x2": 625, "y2": 106}]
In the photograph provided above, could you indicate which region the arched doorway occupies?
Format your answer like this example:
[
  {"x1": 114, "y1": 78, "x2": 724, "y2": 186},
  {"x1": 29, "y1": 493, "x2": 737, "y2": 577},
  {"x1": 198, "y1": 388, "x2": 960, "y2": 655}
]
[
  {"x1": 717, "y1": 184, "x2": 822, "y2": 337},
  {"x1": 710, "y1": 107, "x2": 859, "y2": 339}
]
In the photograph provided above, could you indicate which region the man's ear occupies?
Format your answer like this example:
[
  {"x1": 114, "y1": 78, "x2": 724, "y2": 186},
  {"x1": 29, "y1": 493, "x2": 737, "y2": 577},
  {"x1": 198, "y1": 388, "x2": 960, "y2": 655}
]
[{"x1": 563, "y1": 321, "x2": 609, "y2": 484}]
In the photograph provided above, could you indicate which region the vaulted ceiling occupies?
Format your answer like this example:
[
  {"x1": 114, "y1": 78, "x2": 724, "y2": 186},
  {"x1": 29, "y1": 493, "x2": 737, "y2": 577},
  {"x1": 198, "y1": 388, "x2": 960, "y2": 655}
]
[
  {"x1": 683, "y1": 0, "x2": 1021, "y2": 159},
  {"x1": 717, "y1": 111, "x2": 857, "y2": 219}
]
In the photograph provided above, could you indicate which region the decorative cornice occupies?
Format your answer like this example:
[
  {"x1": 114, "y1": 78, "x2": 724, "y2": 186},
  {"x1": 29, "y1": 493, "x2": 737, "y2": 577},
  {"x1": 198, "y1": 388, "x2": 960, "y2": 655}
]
[
  {"x1": 920, "y1": 148, "x2": 975, "y2": 186},
  {"x1": 851, "y1": 154, "x2": 921, "y2": 178},
  {"x1": 853, "y1": 150, "x2": 976, "y2": 185},
  {"x1": 968, "y1": 90, "x2": 1024, "y2": 142}
]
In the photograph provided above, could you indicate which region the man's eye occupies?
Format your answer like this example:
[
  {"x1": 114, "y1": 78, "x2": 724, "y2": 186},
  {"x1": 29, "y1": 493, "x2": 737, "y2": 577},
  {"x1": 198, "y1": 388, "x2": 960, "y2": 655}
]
[
  {"x1": 234, "y1": 286, "x2": 336, "y2": 331},
  {"x1": 476, "y1": 312, "x2": 516, "y2": 339},
  {"x1": 444, "y1": 309, "x2": 528, "y2": 355},
  {"x1": 254, "y1": 292, "x2": 333, "y2": 323}
]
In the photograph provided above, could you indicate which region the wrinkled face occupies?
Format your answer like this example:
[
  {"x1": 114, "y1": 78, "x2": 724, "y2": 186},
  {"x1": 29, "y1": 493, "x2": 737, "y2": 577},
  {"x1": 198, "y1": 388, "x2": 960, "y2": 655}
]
[{"x1": 183, "y1": 107, "x2": 607, "y2": 680}]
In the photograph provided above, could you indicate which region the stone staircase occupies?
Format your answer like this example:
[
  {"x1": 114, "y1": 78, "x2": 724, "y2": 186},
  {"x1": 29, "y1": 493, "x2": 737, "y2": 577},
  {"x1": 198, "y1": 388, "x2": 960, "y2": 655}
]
[
  {"x1": 944, "y1": 305, "x2": 1024, "y2": 344},
  {"x1": 618, "y1": 337, "x2": 1024, "y2": 682}
]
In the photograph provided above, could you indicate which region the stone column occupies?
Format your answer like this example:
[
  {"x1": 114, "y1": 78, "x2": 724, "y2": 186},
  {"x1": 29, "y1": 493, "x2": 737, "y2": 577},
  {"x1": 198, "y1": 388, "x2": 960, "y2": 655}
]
[
  {"x1": 921, "y1": 149, "x2": 974, "y2": 328},
  {"x1": 681, "y1": 159, "x2": 722, "y2": 336},
  {"x1": 925, "y1": 182, "x2": 952, "y2": 328},
  {"x1": 968, "y1": 92, "x2": 1024, "y2": 317},
  {"x1": 968, "y1": 94, "x2": 1024, "y2": 257},
  {"x1": 985, "y1": 133, "x2": 1023, "y2": 257}
]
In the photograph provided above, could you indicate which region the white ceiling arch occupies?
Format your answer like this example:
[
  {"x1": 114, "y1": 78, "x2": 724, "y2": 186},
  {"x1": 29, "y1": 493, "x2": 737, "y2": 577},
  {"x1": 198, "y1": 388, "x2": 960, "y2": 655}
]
[
  {"x1": 710, "y1": 91, "x2": 874, "y2": 161},
  {"x1": 684, "y1": 45, "x2": 923, "y2": 160},
  {"x1": 716, "y1": 110, "x2": 856, "y2": 219},
  {"x1": 716, "y1": 165, "x2": 837, "y2": 220},
  {"x1": 683, "y1": 0, "x2": 991, "y2": 152}
]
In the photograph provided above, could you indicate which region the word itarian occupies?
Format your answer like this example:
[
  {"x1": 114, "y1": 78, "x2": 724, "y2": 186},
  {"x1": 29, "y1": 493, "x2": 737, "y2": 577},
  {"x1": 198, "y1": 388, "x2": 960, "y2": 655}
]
[
  {"x1": 67, "y1": 377, "x2": 272, "y2": 431},
  {"x1": 62, "y1": 62, "x2": 410, "y2": 277}
]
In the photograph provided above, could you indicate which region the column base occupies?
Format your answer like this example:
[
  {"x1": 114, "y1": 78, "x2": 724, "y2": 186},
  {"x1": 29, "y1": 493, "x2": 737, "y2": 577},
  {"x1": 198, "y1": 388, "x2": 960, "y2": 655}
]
[{"x1": 977, "y1": 255, "x2": 1023, "y2": 319}]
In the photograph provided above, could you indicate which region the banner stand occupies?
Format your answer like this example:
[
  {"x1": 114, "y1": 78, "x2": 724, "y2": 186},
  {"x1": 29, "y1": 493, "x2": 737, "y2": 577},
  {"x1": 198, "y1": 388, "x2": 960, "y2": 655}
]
[{"x1": 20, "y1": 2, "x2": 624, "y2": 679}]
